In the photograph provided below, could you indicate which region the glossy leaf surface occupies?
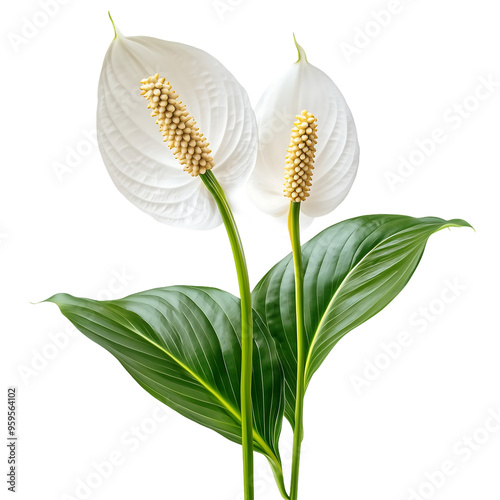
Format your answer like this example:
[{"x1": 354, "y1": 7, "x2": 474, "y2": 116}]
[
  {"x1": 46, "y1": 286, "x2": 283, "y2": 468},
  {"x1": 252, "y1": 215, "x2": 471, "y2": 426}
]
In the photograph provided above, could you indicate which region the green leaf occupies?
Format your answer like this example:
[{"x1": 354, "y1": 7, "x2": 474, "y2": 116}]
[
  {"x1": 252, "y1": 215, "x2": 472, "y2": 427},
  {"x1": 46, "y1": 286, "x2": 284, "y2": 470}
]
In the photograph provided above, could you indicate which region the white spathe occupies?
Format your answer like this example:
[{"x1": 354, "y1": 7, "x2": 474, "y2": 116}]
[
  {"x1": 97, "y1": 28, "x2": 257, "y2": 229},
  {"x1": 247, "y1": 39, "x2": 359, "y2": 218}
]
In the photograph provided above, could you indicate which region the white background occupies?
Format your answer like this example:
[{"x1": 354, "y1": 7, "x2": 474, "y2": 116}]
[{"x1": 2, "y1": 0, "x2": 499, "y2": 499}]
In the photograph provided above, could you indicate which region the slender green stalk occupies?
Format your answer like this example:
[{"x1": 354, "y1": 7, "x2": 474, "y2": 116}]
[
  {"x1": 201, "y1": 170, "x2": 254, "y2": 500},
  {"x1": 288, "y1": 201, "x2": 305, "y2": 500}
]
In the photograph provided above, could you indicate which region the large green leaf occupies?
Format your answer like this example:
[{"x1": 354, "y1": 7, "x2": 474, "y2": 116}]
[
  {"x1": 252, "y1": 215, "x2": 471, "y2": 427},
  {"x1": 46, "y1": 286, "x2": 284, "y2": 471}
]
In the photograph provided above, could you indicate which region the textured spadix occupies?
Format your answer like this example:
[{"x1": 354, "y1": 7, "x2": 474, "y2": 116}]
[
  {"x1": 97, "y1": 29, "x2": 257, "y2": 229},
  {"x1": 284, "y1": 110, "x2": 317, "y2": 202},
  {"x1": 140, "y1": 74, "x2": 215, "y2": 177},
  {"x1": 247, "y1": 38, "x2": 359, "y2": 218}
]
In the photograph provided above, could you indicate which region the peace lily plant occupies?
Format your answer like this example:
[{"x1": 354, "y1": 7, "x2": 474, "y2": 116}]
[{"x1": 44, "y1": 15, "x2": 471, "y2": 500}]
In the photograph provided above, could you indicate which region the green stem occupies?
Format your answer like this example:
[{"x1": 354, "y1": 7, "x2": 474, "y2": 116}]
[
  {"x1": 288, "y1": 201, "x2": 305, "y2": 500},
  {"x1": 201, "y1": 170, "x2": 254, "y2": 500}
]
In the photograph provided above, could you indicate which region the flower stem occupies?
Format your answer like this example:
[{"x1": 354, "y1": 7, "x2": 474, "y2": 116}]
[
  {"x1": 201, "y1": 170, "x2": 254, "y2": 500},
  {"x1": 288, "y1": 201, "x2": 305, "y2": 500}
]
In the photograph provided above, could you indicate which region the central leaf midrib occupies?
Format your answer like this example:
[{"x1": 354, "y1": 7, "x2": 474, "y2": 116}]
[
  {"x1": 126, "y1": 316, "x2": 280, "y2": 465},
  {"x1": 122, "y1": 314, "x2": 242, "y2": 418},
  {"x1": 75, "y1": 301, "x2": 282, "y2": 471},
  {"x1": 303, "y1": 222, "x2": 440, "y2": 382}
]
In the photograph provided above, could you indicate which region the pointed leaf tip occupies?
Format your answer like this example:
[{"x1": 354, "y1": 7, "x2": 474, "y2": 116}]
[
  {"x1": 108, "y1": 11, "x2": 118, "y2": 39},
  {"x1": 293, "y1": 34, "x2": 308, "y2": 63},
  {"x1": 448, "y1": 218, "x2": 475, "y2": 231}
]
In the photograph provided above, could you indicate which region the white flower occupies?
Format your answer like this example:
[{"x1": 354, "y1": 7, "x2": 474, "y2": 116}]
[
  {"x1": 97, "y1": 21, "x2": 257, "y2": 229},
  {"x1": 247, "y1": 37, "x2": 359, "y2": 218}
]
